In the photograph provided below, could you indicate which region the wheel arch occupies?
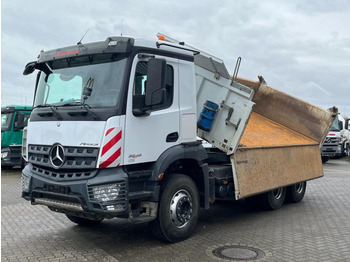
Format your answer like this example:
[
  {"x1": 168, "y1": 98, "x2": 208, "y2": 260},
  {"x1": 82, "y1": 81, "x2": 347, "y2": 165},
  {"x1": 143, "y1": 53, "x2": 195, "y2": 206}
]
[{"x1": 152, "y1": 143, "x2": 210, "y2": 209}]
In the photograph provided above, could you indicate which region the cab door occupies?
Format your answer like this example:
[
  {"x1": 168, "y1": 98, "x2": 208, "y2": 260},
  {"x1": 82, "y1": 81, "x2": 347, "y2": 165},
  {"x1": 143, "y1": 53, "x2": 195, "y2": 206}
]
[{"x1": 123, "y1": 55, "x2": 180, "y2": 165}]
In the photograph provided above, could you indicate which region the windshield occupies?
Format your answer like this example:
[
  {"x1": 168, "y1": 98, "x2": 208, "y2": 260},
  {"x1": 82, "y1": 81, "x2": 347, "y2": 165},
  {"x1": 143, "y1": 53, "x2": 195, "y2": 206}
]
[
  {"x1": 34, "y1": 55, "x2": 127, "y2": 108},
  {"x1": 1, "y1": 113, "x2": 13, "y2": 131},
  {"x1": 329, "y1": 116, "x2": 341, "y2": 131}
]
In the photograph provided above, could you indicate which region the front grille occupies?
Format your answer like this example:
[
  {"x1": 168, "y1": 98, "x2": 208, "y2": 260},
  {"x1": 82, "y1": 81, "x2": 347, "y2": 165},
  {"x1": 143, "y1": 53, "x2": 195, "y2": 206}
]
[
  {"x1": 88, "y1": 180, "x2": 127, "y2": 212},
  {"x1": 9, "y1": 146, "x2": 22, "y2": 163},
  {"x1": 28, "y1": 144, "x2": 99, "y2": 169},
  {"x1": 31, "y1": 165, "x2": 97, "y2": 181},
  {"x1": 323, "y1": 137, "x2": 341, "y2": 145},
  {"x1": 10, "y1": 146, "x2": 22, "y2": 154}
]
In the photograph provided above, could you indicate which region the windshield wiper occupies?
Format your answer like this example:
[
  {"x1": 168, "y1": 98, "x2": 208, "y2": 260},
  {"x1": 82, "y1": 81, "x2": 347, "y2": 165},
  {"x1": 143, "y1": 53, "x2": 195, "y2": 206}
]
[
  {"x1": 34, "y1": 104, "x2": 63, "y2": 119},
  {"x1": 82, "y1": 103, "x2": 99, "y2": 120},
  {"x1": 34, "y1": 104, "x2": 51, "y2": 108},
  {"x1": 59, "y1": 101, "x2": 83, "y2": 107},
  {"x1": 58, "y1": 102, "x2": 99, "y2": 120},
  {"x1": 49, "y1": 105, "x2": 63, "y2": 120}
]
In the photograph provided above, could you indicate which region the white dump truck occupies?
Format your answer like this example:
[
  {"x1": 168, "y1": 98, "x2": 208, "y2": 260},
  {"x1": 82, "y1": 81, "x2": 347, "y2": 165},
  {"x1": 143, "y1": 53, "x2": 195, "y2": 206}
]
[
  {"x1": 321, "y1": 113, "x2": 350, "y2": 162},
  {"x1": 21, "y1": 33, "x2": 335, "y2": 242}
]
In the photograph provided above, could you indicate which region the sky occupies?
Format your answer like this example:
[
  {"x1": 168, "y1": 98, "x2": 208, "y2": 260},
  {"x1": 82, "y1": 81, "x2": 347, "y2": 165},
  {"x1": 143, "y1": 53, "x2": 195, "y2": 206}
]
[{"x1": 2, "y1": 0, "x2": 350, "y2": 116}]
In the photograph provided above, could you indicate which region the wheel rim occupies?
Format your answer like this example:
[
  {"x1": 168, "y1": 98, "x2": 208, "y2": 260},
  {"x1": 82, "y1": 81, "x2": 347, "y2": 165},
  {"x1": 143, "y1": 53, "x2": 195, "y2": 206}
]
[
  {"x1": 272, "y1": 188, "x2": 283, "y2": 200},
  {"x1": 169, "y1": 189, "x2": 193, "y2": 228},
  {"x1": 295, "y1": 182, "x2": 305, "y2": 194}
]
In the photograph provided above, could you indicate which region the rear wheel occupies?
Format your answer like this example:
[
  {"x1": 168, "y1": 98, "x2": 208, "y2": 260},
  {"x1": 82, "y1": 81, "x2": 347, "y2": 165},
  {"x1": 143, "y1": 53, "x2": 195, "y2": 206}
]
[
  {"x1": 66, "y1": 215, "x2": 103, "y2": 226},
  {"x1": 286, "y1": 181, "x2": 307, "y2": 203},
  {"x1": 260, "y1": 187, "x2": 286, "y2": 210},
  {"x1": 149, "y1": 174, "x2": 199, "y2": 243}
]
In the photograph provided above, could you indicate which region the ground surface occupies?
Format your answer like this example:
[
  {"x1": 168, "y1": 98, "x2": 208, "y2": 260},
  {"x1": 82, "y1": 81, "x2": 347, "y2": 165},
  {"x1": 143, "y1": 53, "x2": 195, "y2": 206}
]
[{"x1": 2, "y1": 159, "x2": 350, "y2": 262}]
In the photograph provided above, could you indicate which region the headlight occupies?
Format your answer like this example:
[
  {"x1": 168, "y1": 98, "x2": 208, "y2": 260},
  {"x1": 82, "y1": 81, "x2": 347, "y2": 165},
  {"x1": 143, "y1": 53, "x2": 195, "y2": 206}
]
[
  {"x1": 1, "y1": 151, "x2": 9, "y2": 159},
  {"x1": 91, "y1": 183, "x2": 121, "y2": 202},
  {"x1": 21, "y1": 174, "x2": 31, "y2": 192}
]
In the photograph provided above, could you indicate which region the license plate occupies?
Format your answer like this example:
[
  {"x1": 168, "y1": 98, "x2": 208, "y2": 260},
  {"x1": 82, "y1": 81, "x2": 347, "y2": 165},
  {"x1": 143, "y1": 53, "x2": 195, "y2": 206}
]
[{"x1": 44, "y1": 184, "x2": 70, "y2": 194}]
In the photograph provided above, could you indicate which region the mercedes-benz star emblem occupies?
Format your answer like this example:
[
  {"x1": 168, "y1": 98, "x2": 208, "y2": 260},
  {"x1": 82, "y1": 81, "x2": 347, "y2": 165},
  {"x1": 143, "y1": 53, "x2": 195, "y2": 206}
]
[{"x1": 49, "y1": 144, "x2": 65, "y2": 169}]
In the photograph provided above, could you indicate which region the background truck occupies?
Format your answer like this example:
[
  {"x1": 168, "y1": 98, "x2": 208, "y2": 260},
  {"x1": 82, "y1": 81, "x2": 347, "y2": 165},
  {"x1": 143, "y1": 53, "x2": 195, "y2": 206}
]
[
  {"x1": 21, "y1": 34, "x2": 334, "y2": 242},
  {"x1": 1, "y1": 106, "x2": 32, "y2": 168},
  {"x1": 321, "y1": 113, "x2": 350, "y2": 163}
]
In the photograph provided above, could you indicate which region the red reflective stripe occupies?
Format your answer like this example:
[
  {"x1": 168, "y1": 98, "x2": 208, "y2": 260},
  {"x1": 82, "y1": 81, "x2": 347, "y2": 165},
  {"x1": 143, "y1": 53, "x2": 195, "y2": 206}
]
[
  {"x1": 105, "y1": 127, "x2": 115, "y2": 136},
  {"x1": 99, "y1": 148, "x2": 121, "y2": 168},
  {"x1": 54, "y1": 49, "x2": 79, "y2": 57},
  {"x1": 101, "y1": 130, "x2": 122, "y2": 156}
]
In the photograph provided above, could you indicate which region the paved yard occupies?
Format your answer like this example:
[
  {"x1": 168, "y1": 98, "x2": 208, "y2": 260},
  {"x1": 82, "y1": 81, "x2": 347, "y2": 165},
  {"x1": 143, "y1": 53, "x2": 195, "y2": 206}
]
[{"x1": 2, "y1": 159, "x2": 350, "y2": 261}]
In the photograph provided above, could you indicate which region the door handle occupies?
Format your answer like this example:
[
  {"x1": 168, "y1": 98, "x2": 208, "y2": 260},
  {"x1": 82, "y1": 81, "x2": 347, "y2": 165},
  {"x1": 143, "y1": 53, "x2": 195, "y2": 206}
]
[{"x1": 166, "y1": 132, "x2": 179, "y2": 142}]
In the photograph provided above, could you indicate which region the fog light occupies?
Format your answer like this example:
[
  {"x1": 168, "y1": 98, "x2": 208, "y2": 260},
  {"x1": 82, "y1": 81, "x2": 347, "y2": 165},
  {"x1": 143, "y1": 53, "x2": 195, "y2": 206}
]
[
  {"x1": 92, "y1": 183, "x2": 121, "y2": 202},
  {"x1": 106, "y1": 204, "x2": 124, "y2": 211},
  {"x1": 21, "y1": 174, "x2": 31, "y2": 192}
]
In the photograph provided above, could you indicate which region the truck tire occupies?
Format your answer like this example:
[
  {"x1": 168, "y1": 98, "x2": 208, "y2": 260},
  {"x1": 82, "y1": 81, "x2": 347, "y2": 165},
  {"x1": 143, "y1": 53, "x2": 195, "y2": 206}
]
[
  {"x1": 286, "y1": 181, "x2": 307, "y2": 203},
  {"x1": 149, "y1": 174, "x2": 199, "y2": 243},
  {"x1": 340, "y1": 144, "x2": 345, "y2": 158},
  {"x1": 66, "y1": 215, "x2": 103, "y2": 226},
  {"x1": 321, "y1": 156, "x2": 329, "y2": 163},
  {"x1": 260, "y1": 187, "x2": 286, "y2": 210}
]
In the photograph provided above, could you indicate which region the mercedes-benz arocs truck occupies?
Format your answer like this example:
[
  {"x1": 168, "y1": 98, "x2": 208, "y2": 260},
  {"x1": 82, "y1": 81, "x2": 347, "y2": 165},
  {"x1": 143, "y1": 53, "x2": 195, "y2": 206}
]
[
  {"x1": 321, "y1": 113, "x2": 350, "y2": 163},
  {"x1": 1, "y1": 106, "x2": 32, "y2": 168},
  {"x1": 21, "y1": 34, "x2": 335, "y2": 242}
]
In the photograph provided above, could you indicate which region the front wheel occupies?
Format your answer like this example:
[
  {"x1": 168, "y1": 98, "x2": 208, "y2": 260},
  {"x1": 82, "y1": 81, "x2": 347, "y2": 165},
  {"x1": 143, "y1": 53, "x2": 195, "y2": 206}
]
[
  {"x1": 345, "y1": 144, "x2": 350, "y2": 156},
  {"x1": 286, "y1": 181, "x2": 307, "y2": 203},
  {"x1": 66, "y1": 215, "x2": 103, "y2": 226},
  {"x1": 340, "y1": 144, "x2": 346, "y2": 158},
  {"x1": 321, "y1": 156, "x2": 329, "y2": 163},
  {"x1": 149, "y1": 174, "x2": 199, "y2": 243}
]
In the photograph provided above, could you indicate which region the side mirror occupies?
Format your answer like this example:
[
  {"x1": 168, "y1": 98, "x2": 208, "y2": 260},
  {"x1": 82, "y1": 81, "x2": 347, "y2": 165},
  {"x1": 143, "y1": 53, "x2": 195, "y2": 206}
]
[
  {"x1": 346, "y1": 119, "x2": 350, "y2": 130},
  {"x1": 15, "y1": 113, "x2": 27, "y2": 130},
  {"x1": 145, "y1": 58, "x2": 166, "y2": 107},
  {"x1": 23, "y1": 61, "x2": 37, "y2": 75}
]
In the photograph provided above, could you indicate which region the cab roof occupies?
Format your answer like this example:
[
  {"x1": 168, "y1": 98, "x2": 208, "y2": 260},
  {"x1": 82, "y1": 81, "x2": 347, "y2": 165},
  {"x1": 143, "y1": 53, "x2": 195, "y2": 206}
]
[{"x1": 37, "y1": 36, "x2": 194, "y2": 63}]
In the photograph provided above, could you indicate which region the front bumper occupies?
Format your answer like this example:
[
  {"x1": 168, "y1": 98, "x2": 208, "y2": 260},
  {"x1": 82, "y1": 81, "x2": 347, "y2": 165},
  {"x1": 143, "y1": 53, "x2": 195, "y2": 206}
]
[
  {"x1": 21, "y1": 164, "x2": 129, "y2": 218},
  {"x1": 321, "y1": 144, "x2": 342, "y2": 157}
]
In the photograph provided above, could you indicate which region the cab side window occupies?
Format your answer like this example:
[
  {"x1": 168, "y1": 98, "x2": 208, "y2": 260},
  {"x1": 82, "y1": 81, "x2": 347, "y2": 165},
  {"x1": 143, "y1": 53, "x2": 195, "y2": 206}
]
[
  {"x1": 133, "y1": 60, "x2": 174, "y2": 113},
  {"x1": 13, "y1": 112, "x2": 31, "y2": 129},
  {"x1": 23, "y1": 114, "x2": 31, "y2": 126}
]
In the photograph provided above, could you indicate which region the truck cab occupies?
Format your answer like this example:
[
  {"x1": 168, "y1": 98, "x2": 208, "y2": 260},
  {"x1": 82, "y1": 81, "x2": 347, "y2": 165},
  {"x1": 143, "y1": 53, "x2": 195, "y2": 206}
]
[
  {"x1": 21, "y1": 37, "x2": 208, "y2": 241},
  {"x1": 321, "y1": 114, "x2": 350, "y2": 162},
  {"x1": 1, "y1": 106, "x2": 32, "y2": 168}
]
